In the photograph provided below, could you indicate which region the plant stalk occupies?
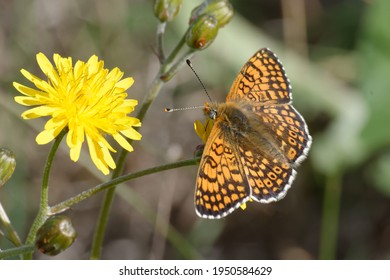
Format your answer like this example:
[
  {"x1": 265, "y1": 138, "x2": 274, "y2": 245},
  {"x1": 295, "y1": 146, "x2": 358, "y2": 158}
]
[{"x1": 23, "y1": 128, "x2": 67, "y2": 259}]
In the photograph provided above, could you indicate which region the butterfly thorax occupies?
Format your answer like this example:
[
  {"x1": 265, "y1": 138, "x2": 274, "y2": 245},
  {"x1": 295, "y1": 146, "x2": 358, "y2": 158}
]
[{"x1": 204, "y1": 101, "x2": 256, "y2": 132}]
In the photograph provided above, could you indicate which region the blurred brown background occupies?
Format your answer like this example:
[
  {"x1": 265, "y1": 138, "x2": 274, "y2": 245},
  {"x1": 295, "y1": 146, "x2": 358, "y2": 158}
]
[{"x1": 1, "y1": 0, "x2": 390, "y2": 260}]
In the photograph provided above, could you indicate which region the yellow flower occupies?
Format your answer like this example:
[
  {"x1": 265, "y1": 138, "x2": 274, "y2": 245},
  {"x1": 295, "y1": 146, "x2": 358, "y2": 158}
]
[{"x1": 13, "y1": 53, "x2": 141, "y2": 175}]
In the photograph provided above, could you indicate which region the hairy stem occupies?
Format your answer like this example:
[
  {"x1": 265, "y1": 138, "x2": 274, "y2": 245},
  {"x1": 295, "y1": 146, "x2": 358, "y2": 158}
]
[
  {"x1": 0, "y1": 245, "x2": 35, "y2": 260},
  {"x1": 52, "y1": 158, "x2": 197, "y2": 216},
  {"x1": 23, "y1": 128, "x2": 67, "y2": 259}
]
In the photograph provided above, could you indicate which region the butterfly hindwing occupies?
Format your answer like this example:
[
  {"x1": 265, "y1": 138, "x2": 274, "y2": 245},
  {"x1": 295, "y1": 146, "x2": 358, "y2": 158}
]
[
  {"x1": 254, "y1": 104, "x2": 312, "y2": 165},
  {"x1": 237, "y1": 145, "x2": 296, "y2": 203}
]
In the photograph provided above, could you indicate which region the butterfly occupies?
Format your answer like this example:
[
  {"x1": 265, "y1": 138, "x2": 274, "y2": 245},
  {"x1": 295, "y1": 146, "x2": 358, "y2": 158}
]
[{"x1": 194, "y1": 48, "x2": 312, "y2": 219}]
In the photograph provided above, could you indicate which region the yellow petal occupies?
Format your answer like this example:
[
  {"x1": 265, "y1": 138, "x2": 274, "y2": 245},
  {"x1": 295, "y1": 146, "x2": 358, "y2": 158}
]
[
  {"x1": 87, "y1": 55, "x2": 100, "y2": 73},
  {"x1": 13, "y1": 82, "x2": 45, "y2": 98},
  {"x1": 107, "y1": 67, "x2": 123, "y2": 82},
  {"x1": 98, "y1": 135, "x2": 116, "y2": 153},
  {"x1": 101, "y1": 145, "x2": 116, "y2": 169},
  {"x1": 67, "y1": 120, "x2": 84, "y2": 148},
  {"x1": 44, "y1": 117, "x2": 67, "y2": 131},
  {"x1": 36, "y1": 129, "x2": 56, "y2": 145},
  {"x1": 36, "y1": 53, "x2": 59, "y2": 86},
  {"x1": 119, "y1": 99, "x2": 138, "y2": 113},
  {"x1": 54, "y1": 53, "x2": 73, "y2": 75},
  {"x1": 123, "y1": 117, "x2": 141, "y2": 127},
  {"x1": 116, "y1": 77, "x2": 134, "y2": 91},
  {"x1": 86, "y1": 135, "x2": 110, "y2": 175},
  {"x1": 121, "y1": 127, "x2": 142, "y2": 140},
  {"x1": 14, "y1": 96, "x2": 44, "y2": 106},
  {"x1": 21, "y1": 106, "x2": 57, "y2": 119},
  {"x1": 69, "y1": 142, "x2": 82, "y2": 162},
  {"x1": 194, "y1": 120, "x2": 205, "y2": 139},
  {"x1": 113, "y1": 133, "x2": 134, "y2": 152}
]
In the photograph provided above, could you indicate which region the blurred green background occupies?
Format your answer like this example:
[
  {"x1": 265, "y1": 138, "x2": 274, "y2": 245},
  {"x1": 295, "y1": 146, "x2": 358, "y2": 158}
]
[{"x1": 1, "y1": 0, "x2": 390, "y2": 259}]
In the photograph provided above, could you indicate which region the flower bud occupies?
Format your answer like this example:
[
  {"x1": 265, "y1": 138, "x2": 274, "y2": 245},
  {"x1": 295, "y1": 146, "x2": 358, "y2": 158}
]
[
  {"x1": 35, "y1": 215, "x2": 77, "y2": 256},
  {"x1": 154, "y1": 0, "x2": 183, "y2": 22},
  {"x1": 186, "y1": 15, "x2": 219, "y2": 50},
  {"x1": 0, "y1": 148, "x2": 16, "y2": 188},
  {"x1": 190, "y1": 0, "x2": 234, "y2": 28}
]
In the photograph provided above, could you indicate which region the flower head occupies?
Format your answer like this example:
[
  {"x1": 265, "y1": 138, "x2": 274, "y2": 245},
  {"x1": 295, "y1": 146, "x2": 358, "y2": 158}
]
[{"x1": 13, "y1": 53, "x2": 141, "y2": 175}]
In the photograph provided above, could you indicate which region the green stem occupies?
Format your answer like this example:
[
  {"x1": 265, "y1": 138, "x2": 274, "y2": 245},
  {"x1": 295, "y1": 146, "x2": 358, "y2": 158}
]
[
  {"x1": 89, "y1": 189, "x2": 114, "y2": 259},
  {"x1": 319, "y1": 172, "x2": 342, "y2": 260},
  {"x1": 161, "y1": 29, "x2": 189, "y2": 74},
  {"x1": 136, "y1": 74, "x2": 166, "y2": 123},
  {"x1": 160, "y1": 48, "x2": 197, "y2": 82},
  {"x1": 52, "y1": 158, "x2": 197, "y2": 217},
  {"x1": 0, "y1": 244, "x2": 35, "y2": 260},
  {"x1": 156, "y1": 21, "x2": 167, "y2": 63},
  {"x1": 89, "y1": 142, "x2": 131, "y2": 259},
  {"x1": 23, "y1": 128, "x2": 67, "y2": 259}
]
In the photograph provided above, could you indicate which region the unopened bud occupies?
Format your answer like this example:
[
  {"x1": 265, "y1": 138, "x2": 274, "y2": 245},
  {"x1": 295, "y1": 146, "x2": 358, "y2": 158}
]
[
  {"x1": 35, "y1": 215, "x2": 77, "y2": 256},
  {"x1": 190, "y1": 0, "x2": 234, "y2": 28},
  {"x1": 0, "y1": 148, "x2": 16, "y2": 188},
  {"x1": 186, "y1": 15, "x2": 219, "y2": 50},
  {"x1": 154, "y1": 0, "x2": 183, "y2": 22}
]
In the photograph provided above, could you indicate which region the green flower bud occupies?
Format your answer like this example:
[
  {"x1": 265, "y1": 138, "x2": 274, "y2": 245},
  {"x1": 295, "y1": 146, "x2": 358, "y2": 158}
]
[
  {"x1": 190, "y1": 0, "x2": 234, "y2": 28},
  {"x1": 154, "y1": 0, "x2": 183, "y2": 22},
  {"x1": 0, "y1": 148, "x2": 16, "y2": 188},
  {"x1": 35, "y1": 215, "x2": 77, "y2": 256},
  {"x1": 186, "y1": 15, "x2": 219, "y2": 50}
]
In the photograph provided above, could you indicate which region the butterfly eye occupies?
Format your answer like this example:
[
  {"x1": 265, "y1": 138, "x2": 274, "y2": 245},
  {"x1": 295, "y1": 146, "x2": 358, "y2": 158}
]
[{"x1": 209, "y1": 109, "x2": 217, "y2": 120}]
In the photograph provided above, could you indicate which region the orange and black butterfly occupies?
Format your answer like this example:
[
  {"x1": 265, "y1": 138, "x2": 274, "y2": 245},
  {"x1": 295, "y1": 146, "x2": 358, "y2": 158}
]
[{"x1": 195, "y1": 48, "x2": 312, "y2": 219}]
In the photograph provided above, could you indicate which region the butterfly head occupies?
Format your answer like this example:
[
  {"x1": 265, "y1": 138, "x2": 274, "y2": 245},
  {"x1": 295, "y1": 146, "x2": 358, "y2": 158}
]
[
  {"x1": 209, "y1": 108, "x2": 217, "y2": 120},
  {"x1": 203, "y1": 101, "x2": 218, "y2": 120}
]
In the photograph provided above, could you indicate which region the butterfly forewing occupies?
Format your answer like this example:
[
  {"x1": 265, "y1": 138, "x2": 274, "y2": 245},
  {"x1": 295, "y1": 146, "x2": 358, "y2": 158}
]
[
  {"x1": 195, "y1": 120, "x2": 251, "y2": 219},
  {"x1": 226, "y1": 48, "x2": 292, "y2": 104}
]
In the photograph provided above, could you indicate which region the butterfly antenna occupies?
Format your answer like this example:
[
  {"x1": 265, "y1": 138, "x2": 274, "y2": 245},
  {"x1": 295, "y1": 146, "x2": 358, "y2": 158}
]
[
  {"x1": 164, "y1": 105, "x2": 205, "y2": 112},
  {"x1": 186, "y1": 59, "x2": 213, "y2": 103}
]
